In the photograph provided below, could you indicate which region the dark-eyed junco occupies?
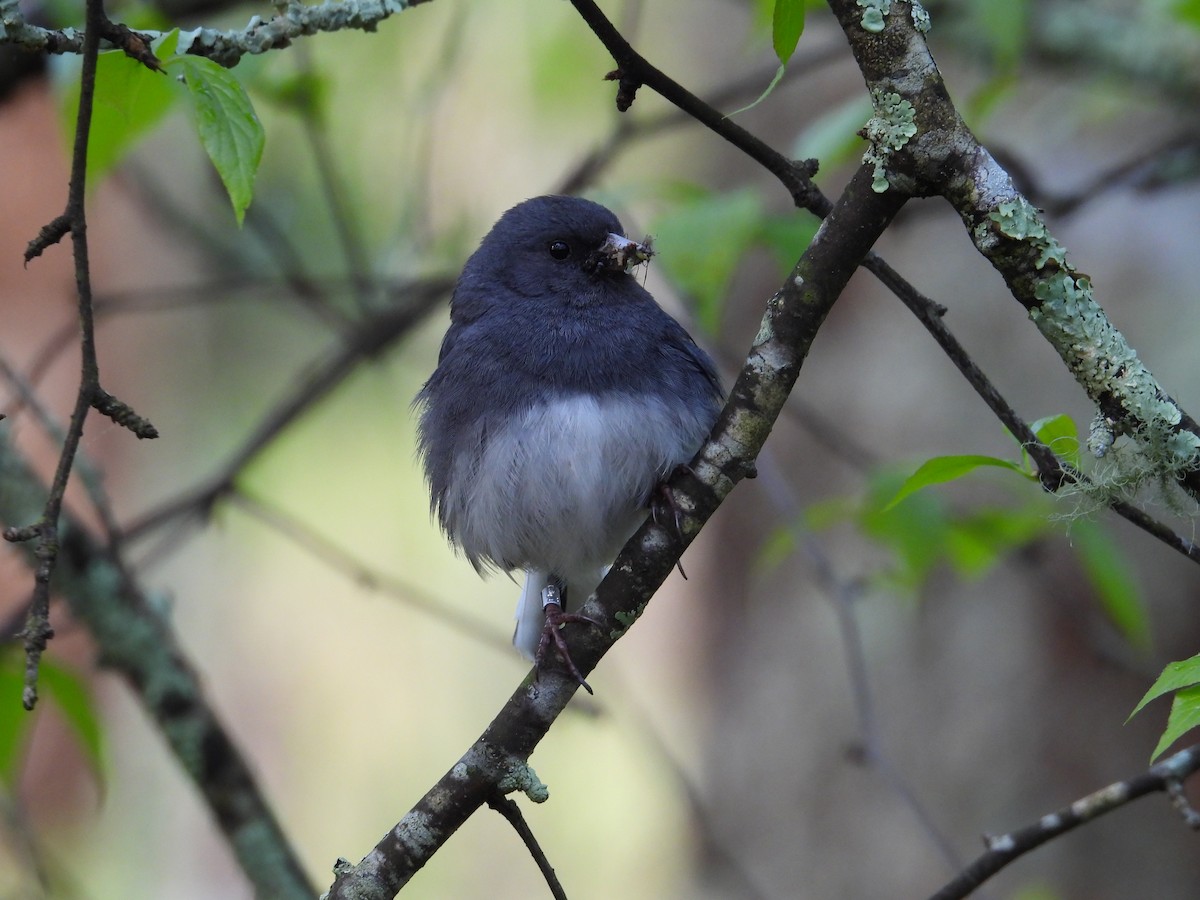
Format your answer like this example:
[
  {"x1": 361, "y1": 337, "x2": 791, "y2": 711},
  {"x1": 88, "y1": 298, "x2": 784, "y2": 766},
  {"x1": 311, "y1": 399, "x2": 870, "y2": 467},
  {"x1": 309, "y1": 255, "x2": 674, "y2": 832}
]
[{"x1": 415, "y1": 195, "x2": 723, "y2": 688}]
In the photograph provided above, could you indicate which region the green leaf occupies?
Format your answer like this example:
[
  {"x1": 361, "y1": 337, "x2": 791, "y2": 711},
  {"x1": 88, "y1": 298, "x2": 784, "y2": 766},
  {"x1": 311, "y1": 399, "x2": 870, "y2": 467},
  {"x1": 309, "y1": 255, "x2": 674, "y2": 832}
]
[
  {"x1": 974, "y1": 0, "x2": 1030, "y2": 69},
  {"x1": 1130, "y1": 654, "x2": 1200, "y2": 719},
  {"x1": 1070, "y1": 519, "x2": 1150, "y2": 649},
  {"x1": 154, "y1": 28, "x2": 180, "y2": 59},
  {"x1": 38, "y1": 661, "x2": 105, "y2": 782},
  {"x1": 166, "y1": 54, "x2": 265, "y2": 225},
  {"x1": 0, "y1": 654, "x2": 104, "y2": 786},
  {"x1": 943, "y1": 505, "x2": 1050, "y2": 578},
  {"x1": 789, "y1": 94, "x2": 874, "y2": 167},
  {"x1": 883, "y1": 454, "x2": 1032, "y2": 511},
  {"x1": 1173, "y1": 0, "x2": 1200, "y2": 29},
  {"x1": 1149, "y1": 685, "x2": 1200, "y2": 762},
  {"x1": 757, "y1": 209, "x2": 820, "y2": 276},
  {"x1": 727, "y1": 0, "x2": 806, "y2": 115},
  {"x1": 859, "y1": 472, "x2": 952, "y2": 590},
  {"x1": 727, "y1": 64, "x2": 788, "y2": 117},
  {"x1": 0, "y1": 651, "x2": 30, "y2": 782},
  {"x1": 1030, "y1": 413, "x2": 1081, "y2": 469},
  {"x1": 60, "y1": 37, "x2": 179, "y2": 185},
  {"x1": 837, "y1": 473, "x2": 1050, "y2": 594},
  {"x1": 651, "y1": 188, "x2": 763, "y2": 336},
  {"x1": 772, "y1": 0, "x2": 806, "y2": 64}
]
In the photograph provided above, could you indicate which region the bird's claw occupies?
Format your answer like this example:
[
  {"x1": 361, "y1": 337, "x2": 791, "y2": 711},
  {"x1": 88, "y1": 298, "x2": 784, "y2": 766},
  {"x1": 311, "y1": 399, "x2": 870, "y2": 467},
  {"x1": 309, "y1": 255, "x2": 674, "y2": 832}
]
[
  {"x1": 535, "y1": 602, "x2": 602, "y2": 695},
  {"x1": 651, "y1": 464, "x2": 694, "y2": 579}
]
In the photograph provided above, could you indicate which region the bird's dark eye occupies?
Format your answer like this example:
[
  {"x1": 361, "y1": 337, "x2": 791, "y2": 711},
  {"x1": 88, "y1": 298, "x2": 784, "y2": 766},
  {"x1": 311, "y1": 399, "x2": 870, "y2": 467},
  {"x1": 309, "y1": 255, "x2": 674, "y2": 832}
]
[{"x1": 548, "y1": 240, "x2": 571, "y2": 260}]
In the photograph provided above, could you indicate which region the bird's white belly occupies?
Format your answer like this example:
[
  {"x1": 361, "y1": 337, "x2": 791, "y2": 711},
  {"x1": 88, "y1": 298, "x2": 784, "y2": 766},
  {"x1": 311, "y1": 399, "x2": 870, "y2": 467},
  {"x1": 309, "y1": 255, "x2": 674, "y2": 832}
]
[{"x1": 443, "y1": 392, "x2": 710, "y2": 579}]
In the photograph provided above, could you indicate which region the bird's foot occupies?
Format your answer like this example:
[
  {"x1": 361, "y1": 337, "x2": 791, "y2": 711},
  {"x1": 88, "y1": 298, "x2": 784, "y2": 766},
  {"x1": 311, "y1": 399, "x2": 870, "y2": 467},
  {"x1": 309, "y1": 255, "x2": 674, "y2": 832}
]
[
  {"x1": 650, "y1": 465, "x2": 694, "y2": 579},
  {"x1": 536, "y1": 590, "x2": 602, "y2": 695}
]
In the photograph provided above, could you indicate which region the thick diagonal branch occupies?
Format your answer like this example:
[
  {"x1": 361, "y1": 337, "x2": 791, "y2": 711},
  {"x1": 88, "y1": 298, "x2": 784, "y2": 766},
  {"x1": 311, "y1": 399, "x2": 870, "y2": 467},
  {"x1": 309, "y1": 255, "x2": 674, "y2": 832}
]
[{"x1": 326, "y1": 164, "x2": 906, "y2": 899}]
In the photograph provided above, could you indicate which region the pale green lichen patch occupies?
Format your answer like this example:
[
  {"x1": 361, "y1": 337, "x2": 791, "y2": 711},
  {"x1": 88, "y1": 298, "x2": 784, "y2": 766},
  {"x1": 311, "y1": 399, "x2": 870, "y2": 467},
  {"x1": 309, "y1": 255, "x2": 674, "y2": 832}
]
[
  {"x1": 982, "y1": 192, "x2": 1200, "y2": 477},
  {"x1": 610, "y1": 602, "x2": 649, "y2": 640},
  {"x1": 396, "y1": 810, "x2": 441, "y2": 854},
  {"x1": 1027, "y1": 263, "x2": 1200, "y2": 470},
  {"x1": 856, "y1": 0, "x2": 892, "y2": 32},
  {"x1": 988, "y1": 196, "x2": 1046, "y2": 242},
  {"x1": 910, "y1": 1, "x2": 931, "y2": 32},
  {"x1": 862, "y1": 89, "x2": 917, "y2": 192},
  {"x1": 497, "y1": 760, "x2": 549, "y2": 803}
]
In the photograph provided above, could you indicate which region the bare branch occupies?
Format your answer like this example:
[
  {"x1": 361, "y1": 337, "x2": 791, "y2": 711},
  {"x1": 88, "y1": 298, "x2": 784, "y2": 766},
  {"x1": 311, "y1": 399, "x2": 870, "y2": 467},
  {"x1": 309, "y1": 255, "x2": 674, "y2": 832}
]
[{"x1": 930, "y1": 744, "x2": 1200, "y2": 900}]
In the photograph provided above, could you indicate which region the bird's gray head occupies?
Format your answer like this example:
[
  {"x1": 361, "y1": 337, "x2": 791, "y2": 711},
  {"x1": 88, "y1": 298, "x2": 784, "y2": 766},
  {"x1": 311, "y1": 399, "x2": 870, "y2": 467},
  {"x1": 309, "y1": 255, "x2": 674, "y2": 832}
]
[{"x1": 457, "y1": 195, "x2": 654, "y2": 307}]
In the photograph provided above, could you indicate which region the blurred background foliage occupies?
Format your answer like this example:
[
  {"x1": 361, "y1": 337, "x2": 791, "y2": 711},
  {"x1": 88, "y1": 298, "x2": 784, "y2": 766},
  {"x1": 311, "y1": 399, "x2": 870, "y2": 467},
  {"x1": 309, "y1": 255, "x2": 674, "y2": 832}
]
[{"x1": 2, "y1": 0, "x2": 1200, "y2": 897}]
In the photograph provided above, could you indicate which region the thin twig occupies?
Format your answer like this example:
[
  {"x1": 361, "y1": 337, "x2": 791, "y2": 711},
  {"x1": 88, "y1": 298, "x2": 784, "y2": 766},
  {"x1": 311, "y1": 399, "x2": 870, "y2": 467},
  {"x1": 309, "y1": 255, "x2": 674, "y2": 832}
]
[
  {"x1": 295, "y1": 46, "x2": 375, "y2": 309},
  {"x1": 556, "y1": 41, "x2": 847, "y2": 196},
  {"x1": 229, "y1": 491, "x2": 512, "y2": 654},
  {"x1": 754, "y1": 451, "x2": 968, "y2": 876},
  {"x1": 486, "y1": 795, "x2": 570, "y2": 900},
  {"x1": 929, "y1": 743, "x2": 1200, "y2": 900},
  {"x1": 863, "y1": 251, "x2": 1200, "y2": 565},
  {"x1": 566, "y1": 0, "x2": 824, "y2": 213},
  {"x1": 0, "y1": 357, "x2": 122, "y2": 548},
  {"x1": 5, "y1": 0, "x2": 105, "y2": 711},
  {"x1": 121, "y1": 277, "x2": 451, "y2": 543}
]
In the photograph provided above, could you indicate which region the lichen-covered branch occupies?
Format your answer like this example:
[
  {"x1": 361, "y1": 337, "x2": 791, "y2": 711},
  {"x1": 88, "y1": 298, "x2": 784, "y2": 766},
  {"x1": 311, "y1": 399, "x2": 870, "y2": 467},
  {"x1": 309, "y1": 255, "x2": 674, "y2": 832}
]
[
  {"x1": 0, "y1": 0, "x2": 428, "y2": 68},
  {"x1": 827, "y1": 0, "x2": 1200, "y2": 494},
  {"x1": 972, "y1": 193, "x2": 1200, "y2": 467},
  {"x1": 0, "y1": 437, "x2": 314, "y2": 900}
]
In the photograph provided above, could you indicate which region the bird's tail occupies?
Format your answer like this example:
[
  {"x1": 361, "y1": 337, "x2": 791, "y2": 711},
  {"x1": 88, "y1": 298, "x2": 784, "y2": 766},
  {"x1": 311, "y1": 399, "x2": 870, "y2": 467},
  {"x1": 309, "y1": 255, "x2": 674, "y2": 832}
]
[{"x1": 513, "y1": 570, "x2": 550, "y2": 660}]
